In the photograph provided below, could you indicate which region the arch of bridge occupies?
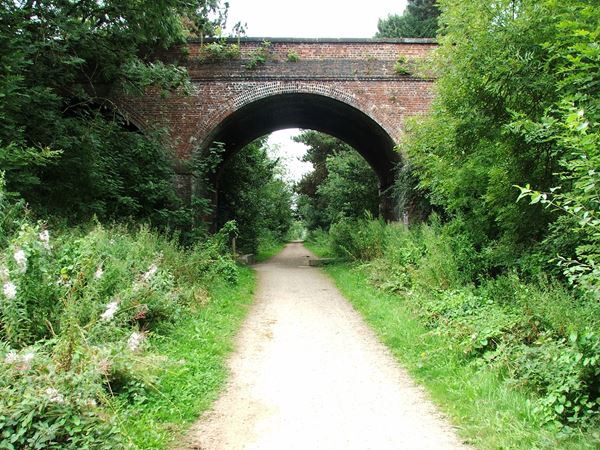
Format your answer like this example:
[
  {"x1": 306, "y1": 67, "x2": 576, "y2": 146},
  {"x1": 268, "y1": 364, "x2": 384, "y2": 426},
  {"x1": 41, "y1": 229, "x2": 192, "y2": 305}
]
[{"x1": 197, "y1": 82, "x2": 399, "y2": 186}]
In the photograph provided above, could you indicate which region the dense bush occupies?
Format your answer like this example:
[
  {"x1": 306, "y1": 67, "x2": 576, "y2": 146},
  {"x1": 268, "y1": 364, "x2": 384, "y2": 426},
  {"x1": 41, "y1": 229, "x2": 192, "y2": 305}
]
[
  {"x1": 0, "y1": 177, "x2": 240, "y2": 446},
  {"x1": 398, "y1": 0, "x2": 598, "y2": 279}
]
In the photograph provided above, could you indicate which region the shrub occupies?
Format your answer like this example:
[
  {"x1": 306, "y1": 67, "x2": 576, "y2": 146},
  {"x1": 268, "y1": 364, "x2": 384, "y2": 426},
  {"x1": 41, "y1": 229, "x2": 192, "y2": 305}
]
[
  {"x1": 329, "y1": 216, "x2": 387, "y2": 261},
  {"x1": 286, "y1": 50, "x2": 300, "y2": 62},
  {"x1": 0, "y1": 345, "x2": 125, "y2": 449}
]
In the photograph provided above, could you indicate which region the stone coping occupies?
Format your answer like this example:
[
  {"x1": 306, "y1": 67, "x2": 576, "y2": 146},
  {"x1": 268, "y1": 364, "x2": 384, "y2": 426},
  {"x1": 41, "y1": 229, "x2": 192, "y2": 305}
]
[{"x1": 189, "y1": 37, "x2": 437, "y2": 45}]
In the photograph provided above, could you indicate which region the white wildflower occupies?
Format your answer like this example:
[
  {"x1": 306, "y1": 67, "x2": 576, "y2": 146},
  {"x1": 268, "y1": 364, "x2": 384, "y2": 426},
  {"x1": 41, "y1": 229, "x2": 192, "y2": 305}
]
[
  {"x1": 19, "y1": 351, "x2": 34, "y2": 370},
  {"x1": 0, "y1": 266, "x2": 8, "y2": 281},
  {"x1": 3, "y1": 281, "x2": 16, "y2": 300},
  {"x1": 94, "y1": 265, "x2": 104, "y2": 279},
  {"x1": 4, "y1": 350, "x2": 19, "y2": 364},
  {"x1": 22, "y1": 351, "x2": 34, "y2": 364},
  {"x1": 13, "y1": 249, "x2": 27, "y2": 273},
  {"x1": 39, "y1": 230, "x2": 50, "y2": 250},
  {"x1": 141, "y1": 264, "x2": 158, "y2": 282},
  {"x1": 56, "y1": 276, "x2": 72, "y2": 288},
  {"x1": 45, "y1": 387, "x2": 65, "y2": 404},
  {"x1": 127, "y1": 331, "x2": 145, "y2": 352},
  {"x1": 100, "y1": 301, "x2": 119, "y2": 321}
]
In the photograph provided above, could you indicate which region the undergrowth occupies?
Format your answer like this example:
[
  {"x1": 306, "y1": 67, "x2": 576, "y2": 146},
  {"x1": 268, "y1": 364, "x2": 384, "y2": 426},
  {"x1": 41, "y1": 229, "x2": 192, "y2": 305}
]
[{"x1": 0, "y1": 178, "x2": 253, "y2": 448}]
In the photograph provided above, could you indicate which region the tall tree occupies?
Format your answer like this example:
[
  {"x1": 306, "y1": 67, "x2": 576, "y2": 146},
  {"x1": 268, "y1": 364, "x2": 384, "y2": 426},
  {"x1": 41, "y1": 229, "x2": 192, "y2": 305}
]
[
  {"x1": 403, "y1": 0, "x2": 597, "y2": 275},
  {"x1": 376, "y1": 0, "x2": 440, "y2": 38},
  {"x1": 294, "y1": 131, "x2": 378, "y2": 229},
  {"x1": 216, "y1": 139, "x2": 293, "y2": 254}
]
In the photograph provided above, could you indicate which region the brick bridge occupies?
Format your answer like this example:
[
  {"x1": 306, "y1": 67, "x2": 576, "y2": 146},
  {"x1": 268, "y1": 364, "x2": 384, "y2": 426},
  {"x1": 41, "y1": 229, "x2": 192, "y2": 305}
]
[{"x1": 120, "y1": 37, "x2": 436, "y2": 220}]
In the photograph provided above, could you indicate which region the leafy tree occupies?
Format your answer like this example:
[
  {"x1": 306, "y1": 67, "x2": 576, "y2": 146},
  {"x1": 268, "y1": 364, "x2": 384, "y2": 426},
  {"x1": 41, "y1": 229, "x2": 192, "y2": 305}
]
[
  {"x1": 294, "y1": 131, "x2": 351, "y2": 229},
  {"x1": 216, "y1": 139, "x2": 293, "y2": 254},
  {"x1": 512, "y1": 3, "x2": 599, "y2": 298},
  {"x1": 401, "y1": 0, "x2": 559, "y2": 273},
  {"x1": 294, "y1": 131, "x2": 379, "y2": 229},
  {"x1": 376, "y1": 0, "x2": 440, "y2": 38},
  {"x1": 0, "y1": 0, "x2": 226, "y2": 228},
  {"x1": 403, "y1": 0, "x2": 598, "y2": 277},
  {"x1": 317, "y1": 151, "x2": 379, "y2": 224}
]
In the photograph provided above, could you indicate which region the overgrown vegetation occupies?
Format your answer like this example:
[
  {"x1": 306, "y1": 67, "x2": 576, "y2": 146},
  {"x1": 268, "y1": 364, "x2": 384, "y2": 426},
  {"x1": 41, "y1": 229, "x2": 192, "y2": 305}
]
[
  {"x1": 0, "y1": 0, "x2": 232, "y2": 234},
  {"x1": 216, "y1": 138, "x2": 293, "y2": 255},
  {"x1": 402, "y1": 0, "x2": 599, "y2": 287},
  {"x1": 0, "y1": 177, "x2": 252, "y2": 448},
  {"x1": 245, "y1": 40, "x2": 273, "y2": 69}
]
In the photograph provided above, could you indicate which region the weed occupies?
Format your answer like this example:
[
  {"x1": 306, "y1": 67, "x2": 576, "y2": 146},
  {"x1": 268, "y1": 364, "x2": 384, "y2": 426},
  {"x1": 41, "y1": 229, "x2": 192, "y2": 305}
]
[
  {"x1": 394, "y1": 55, "x2": 411, "y2": 75},
  {"x1": 286, "y1": 50, "x2": 300, "y2": 62},
  {"x1": 245, "y1": 40, "x2": 272, "y2": 70}
]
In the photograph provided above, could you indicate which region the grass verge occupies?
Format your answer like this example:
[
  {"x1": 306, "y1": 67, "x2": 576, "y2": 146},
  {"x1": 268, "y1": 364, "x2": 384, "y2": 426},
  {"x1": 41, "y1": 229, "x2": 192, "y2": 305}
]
[
  {"x1": 314, "y1": 258, "x2": 598, "y2": 449},
  {"x1": 119, "y1": 267, "x2": 255, "y2": 449},
  {"x1": 255, "y1": 240, "x2": 286, "y2": 262}
]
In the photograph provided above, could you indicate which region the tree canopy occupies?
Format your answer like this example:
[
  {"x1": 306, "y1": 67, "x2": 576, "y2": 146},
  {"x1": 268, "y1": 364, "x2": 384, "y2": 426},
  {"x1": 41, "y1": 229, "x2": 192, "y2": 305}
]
[
  {"x1": 294, "y1": 131, "x2": 379, "y2": 230},
  {"x1": 0, "y1": 0, "x2": 227, "y2": 230},
  {"x1": 376, "y1": 0, "x2": 439, "y2": 38},
  {"x1": 402, "y1": 0, "x2": 599, "y2": 290}
]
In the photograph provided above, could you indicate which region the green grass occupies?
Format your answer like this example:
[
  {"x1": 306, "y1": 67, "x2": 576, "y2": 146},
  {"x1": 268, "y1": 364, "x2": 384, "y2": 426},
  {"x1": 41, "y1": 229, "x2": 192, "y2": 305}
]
[
  {"x1": 119, "y1": 267, "x2": 255, "y2": 449},
  {"x1": 304, "y1": 232, "x2": 334, "y2": 258},
  {"x1": 318, "y1": 261, "x2": 598, "y2": 450},
  {"x1": 255, "y1": 240, "x2": 285, "y2": 262}
]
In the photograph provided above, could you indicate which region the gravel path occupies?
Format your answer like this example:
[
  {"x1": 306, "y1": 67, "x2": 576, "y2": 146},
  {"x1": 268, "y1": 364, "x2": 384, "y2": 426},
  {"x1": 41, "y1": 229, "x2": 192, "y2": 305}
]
[{"x1": 177, "y1": 242, "x2": 470, "y2": 450}]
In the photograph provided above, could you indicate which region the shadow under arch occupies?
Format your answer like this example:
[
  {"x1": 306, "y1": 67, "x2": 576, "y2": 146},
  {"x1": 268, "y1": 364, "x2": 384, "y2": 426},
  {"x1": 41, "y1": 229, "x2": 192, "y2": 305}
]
[{"x1": 200, "y1": 92, "x2": 400, "y2": 220}]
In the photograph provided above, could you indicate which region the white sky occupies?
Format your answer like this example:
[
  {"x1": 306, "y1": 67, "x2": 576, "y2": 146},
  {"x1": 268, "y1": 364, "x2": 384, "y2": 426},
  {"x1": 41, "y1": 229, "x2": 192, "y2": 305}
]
[
  {"x1": 224, "y1": 0, "x2": 407, "y2": 39},
  {"x1": 224, "y1": 0, "x2": 408, "y2": 182}
]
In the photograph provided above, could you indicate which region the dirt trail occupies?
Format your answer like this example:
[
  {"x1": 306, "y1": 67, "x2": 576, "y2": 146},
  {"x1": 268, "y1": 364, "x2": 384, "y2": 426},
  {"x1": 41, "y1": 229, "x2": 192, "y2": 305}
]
[{"x1": 177, "y1": 242, "x2": 470, "y2": 450}]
